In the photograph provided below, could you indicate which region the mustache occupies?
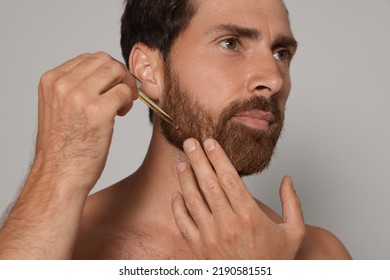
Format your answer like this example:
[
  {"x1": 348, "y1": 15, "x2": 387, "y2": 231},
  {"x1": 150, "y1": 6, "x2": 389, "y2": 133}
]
[{"x1": 219, "y1": 95, "x2": 282, "y2": 123}]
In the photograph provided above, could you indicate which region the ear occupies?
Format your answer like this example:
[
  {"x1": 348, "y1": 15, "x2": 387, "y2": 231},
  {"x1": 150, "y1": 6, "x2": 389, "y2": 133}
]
[{"x1": 129, "y1": 43, "x2": 164, "y2": 101}]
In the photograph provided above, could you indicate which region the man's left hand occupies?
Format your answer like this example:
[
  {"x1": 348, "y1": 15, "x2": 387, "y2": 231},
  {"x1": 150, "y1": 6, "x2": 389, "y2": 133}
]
[{"x1": 171, "y1": 138, "x2": 306, "y2": 259}]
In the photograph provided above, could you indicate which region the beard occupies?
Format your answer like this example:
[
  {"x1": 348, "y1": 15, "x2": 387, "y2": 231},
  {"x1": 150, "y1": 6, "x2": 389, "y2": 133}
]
[{"x1": 160, "y1": 66, "x2": 284, "y2": 177}]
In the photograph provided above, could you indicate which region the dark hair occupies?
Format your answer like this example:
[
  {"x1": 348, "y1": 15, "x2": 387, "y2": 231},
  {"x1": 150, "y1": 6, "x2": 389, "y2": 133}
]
[
  {"x1": 121, "y1": 0, "x2": 197, "y2": 67},
  {"x1": 121, "y1": 0, "x2": 197, "y2": 122}
]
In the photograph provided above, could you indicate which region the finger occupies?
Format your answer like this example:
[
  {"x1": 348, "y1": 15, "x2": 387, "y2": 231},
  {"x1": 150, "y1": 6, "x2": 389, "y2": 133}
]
[
  {"x1": 37, "y1": 54, "x2": 91, "y2": 136},
  {"x1": 50, "y1": 53, "x2": 92, "y2": 74},
  {"x1": 78, "y1": 59, "x2": 137, "y2": 97},
  {"x1": 98, "y1": 83, "x2": 137, "y2": 118},
  {"x1": 55, "y1": 52, "x2": 117, "y2": 94},
  {"x1": 280, "y1": 176, "x2": 305, "y2": 229},
  {"x1": 171, "y1": 192, "x2": 199, "y2": 246},
  {"x1": 183, "y1": 139, "x2": 233, "y2": 215},
  {"x1": 38, "y1": 53, "x2": 92, "y2": 94},
  {"x1": 202, "y1": 138, "x2": 258, "y2": 213},
  {"x1": 116, "y1": 101, "x2": 135, "y2": 117},
  {"x1": 176, "y1": 161, "x2": 213, "y2": 230}
]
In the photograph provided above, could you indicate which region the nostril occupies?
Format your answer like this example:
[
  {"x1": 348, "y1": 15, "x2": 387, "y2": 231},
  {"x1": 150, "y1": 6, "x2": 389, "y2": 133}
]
[{"x1": 255, "y1": 85, "x2": 270, "y2": 91}]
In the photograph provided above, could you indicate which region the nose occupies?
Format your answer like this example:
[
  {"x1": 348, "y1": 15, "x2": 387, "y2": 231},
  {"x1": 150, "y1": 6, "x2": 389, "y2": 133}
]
[{"x1": 246, "y1": 52, "x2": 283, "y2": 98}]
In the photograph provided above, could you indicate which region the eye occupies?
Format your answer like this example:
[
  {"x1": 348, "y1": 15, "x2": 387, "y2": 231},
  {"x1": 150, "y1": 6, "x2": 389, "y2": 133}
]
[
  {"x1": 273, "y1": 49, "x2": 291, "y2": 62},
  {"x1": 220, "y1": 38, "x2": 240, "y2": 50}
]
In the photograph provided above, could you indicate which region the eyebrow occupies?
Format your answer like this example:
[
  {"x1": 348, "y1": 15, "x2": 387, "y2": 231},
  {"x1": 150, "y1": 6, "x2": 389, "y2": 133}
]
[
  {"x1": 207, "y1": 24, "x2": 262, "y2": 41},
  {"x1": 207, "y1": 23, "x2": 298, "y2": 51},
  {"x1": 272, "y1": 35, "x2": 298, "y2": 53}
]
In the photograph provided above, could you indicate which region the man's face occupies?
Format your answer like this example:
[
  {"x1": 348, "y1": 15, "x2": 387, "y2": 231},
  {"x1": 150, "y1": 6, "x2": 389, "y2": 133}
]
[{"x1": 160, "y1": 0, "x2": 297, "y2": 176}]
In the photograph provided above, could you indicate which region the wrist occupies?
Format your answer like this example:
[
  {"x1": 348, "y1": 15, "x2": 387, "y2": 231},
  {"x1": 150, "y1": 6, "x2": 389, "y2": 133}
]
[
  {"x1": 0, "y1": 159, "x2": 91, "y2": 259},
  {"x1": 28, "y1": 154, "x2": 96, "y2": 196}
]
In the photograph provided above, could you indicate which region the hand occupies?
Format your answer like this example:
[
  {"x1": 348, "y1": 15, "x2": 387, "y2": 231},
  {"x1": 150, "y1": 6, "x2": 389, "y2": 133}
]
[
  {"x1": 171, "y1": 138, "x2": 306, "y2": 259},
  {"x1": 0, "y1": 52, "x2": 137, "y2": 259},
  {"x1": 35, "y1": 52, "x2": 138, "y2": 192}
]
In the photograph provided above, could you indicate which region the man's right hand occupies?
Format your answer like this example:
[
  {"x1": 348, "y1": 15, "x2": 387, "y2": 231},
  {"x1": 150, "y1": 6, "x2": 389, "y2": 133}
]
[
  {"x1": 0, "y1": 52, "x2": 138, "y2": 259},
  {"x1": 35, "y1": 52, "x2": 138, "y2": 192}
]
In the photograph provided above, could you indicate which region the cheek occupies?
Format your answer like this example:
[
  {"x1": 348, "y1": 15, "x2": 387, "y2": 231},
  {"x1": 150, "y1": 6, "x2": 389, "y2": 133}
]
[
  {"x1": 278, "y1": 72, "x2": 292, "y2": 109},
  {"x1": 170, "y1": 49, "x2": 239, "y2": 109}
]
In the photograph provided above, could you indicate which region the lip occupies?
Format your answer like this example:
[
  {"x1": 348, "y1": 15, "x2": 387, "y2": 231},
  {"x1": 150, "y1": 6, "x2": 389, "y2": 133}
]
[{"x1": 233, "y1": 111, "x2": 275, "y2": 130}]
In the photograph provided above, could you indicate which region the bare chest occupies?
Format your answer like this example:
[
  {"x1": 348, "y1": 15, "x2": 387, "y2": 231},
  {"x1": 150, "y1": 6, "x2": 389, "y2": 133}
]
[{"x1": 86, "y1": 228, "x2": 197, "y2": 260}]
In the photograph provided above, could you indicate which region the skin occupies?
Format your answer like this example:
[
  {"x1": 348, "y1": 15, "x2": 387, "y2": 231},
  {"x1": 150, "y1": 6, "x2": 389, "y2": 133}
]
[
  {"x1": 0, "y1": 0, "x2": 351, "y2": 259},
  {"x1": 0, "y1": 53, "x2": 138, "y2": 259}
]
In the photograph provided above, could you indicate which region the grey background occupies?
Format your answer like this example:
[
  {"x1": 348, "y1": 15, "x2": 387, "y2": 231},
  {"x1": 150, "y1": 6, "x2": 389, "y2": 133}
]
[{"x1": 0, "y1": 0, "x2": 389, "y2": 259}]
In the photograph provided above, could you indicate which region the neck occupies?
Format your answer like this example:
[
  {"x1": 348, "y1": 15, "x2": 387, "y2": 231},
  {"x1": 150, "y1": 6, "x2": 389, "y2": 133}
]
[{"x1": 120, "y1": 121, "x2": 186, "y2": 223}]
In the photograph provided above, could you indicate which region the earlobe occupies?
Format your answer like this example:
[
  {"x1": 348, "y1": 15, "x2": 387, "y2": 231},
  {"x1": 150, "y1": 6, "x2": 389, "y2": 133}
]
[{"x1": 129, "y1": 44, "x2": 164, "y2": 100}]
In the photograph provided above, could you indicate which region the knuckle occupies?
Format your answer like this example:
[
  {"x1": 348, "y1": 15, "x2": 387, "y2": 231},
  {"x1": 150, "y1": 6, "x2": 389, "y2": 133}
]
[
  {"x1": 97, "y1": 64, "x2": 114, "y2": 80},
  {"x1": 78, "y1": 52, "x2": 92, "y2": 59},
  {"x1": 94, "y1": 51, "x2": 112, "y2": 62},
  {"x1": 185, "y1": 197, "x2": 201, "y2": 213},
  {"x1": 110, "y1": 59, "x2": 126, "y2": 72},
  {"x1": 220, "y1": 171, "x2": 239, "y2": 189},
  {"x1": 200, "y1": 177, "x2": 219, "y2": 194},
  {"x1": 109, "y1": 60, "x2": 126, "y2": 75},
  {"x1": 178, "y1": 227, "x2": 192, "y2": 243},
  {"x1": 219, "y1": 171, "x2": 250, "y2": 202},
  {"x1": 174, "y1": 216, "x2": 187, "y2": 233},
  {"x1": 100, "y1": 60, "x2": 126, "y2": 81},
  {"x1": 240, "y1": 212, "x2": 256, "y2": 227},
  {"x1": 65, "y1": 89, "x2": 89, "y2": 111},
  {"x1": 39, "y1": 70, "x2": 56, "y2": 88},
  {"x1": 52, "y1": 78, "x2": 69, "y2": 96}
]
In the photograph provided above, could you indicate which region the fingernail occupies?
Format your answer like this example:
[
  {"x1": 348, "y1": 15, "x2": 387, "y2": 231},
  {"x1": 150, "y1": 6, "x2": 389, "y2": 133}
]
[
  {"x1": 287, "y1": 176, "x2": 297, "y2": 194},
  {"x1": 177, "y1": 162, "x2": 187, "y2": 173},
  {"x1": 183, "y1": 139, "x2": 196, "y2": 153},
  {"x1": 203, "y1": 138, "x2": 215, "y2": 152}
]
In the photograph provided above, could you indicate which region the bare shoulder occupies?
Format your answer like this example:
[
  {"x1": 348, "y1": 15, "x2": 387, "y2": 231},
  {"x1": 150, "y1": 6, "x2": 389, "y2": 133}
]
[
  {"x1": 296, "y1": 225, "x2": 352, "y2": 260},
  {"x1": 72, "y1": 179, "x2": 127, "y2": 259},
  {"x1": 255, "y1": 199, "x2": 351, "y2": 260}
]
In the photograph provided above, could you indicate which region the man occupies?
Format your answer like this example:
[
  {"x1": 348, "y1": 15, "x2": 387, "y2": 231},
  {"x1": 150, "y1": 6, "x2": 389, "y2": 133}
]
[{"x1": 0, "y1": 0, "x2": 351, "y2": 259}]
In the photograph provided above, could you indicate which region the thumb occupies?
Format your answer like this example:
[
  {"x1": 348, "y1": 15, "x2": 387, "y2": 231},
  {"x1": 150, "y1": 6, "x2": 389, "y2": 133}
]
[{"x1": 280, "y1": 176, "x2": 304, "y2": 227}]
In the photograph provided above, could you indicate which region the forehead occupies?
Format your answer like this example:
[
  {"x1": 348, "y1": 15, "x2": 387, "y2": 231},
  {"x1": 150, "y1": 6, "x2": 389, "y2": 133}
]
[{"x1": 187, "y1": 0, "x2": 292, "y2": 38}]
